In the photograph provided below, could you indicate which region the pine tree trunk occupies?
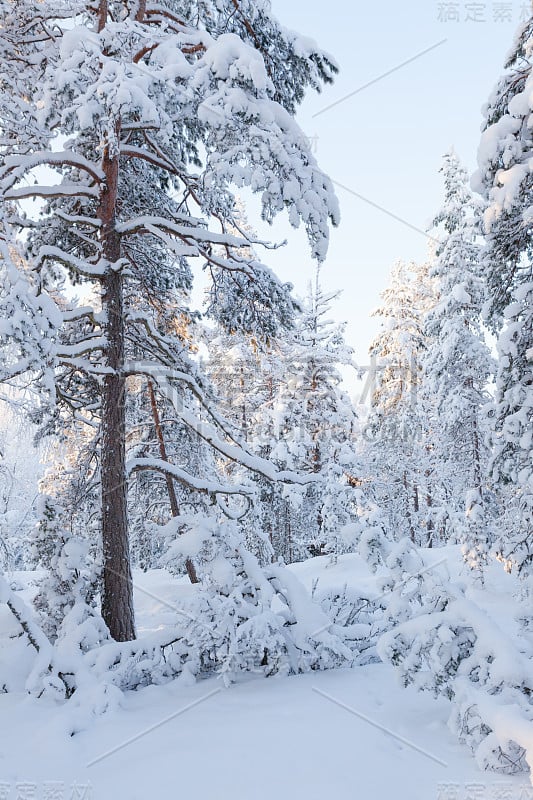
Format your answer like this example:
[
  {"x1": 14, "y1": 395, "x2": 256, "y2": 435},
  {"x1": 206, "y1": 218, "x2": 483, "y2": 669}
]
[
  {"x1": 99, "y1": 122, "x2": 136, "y2": 642},
  {"x1": 147, "y1": 380, "x2": 198, "y2": 584}
]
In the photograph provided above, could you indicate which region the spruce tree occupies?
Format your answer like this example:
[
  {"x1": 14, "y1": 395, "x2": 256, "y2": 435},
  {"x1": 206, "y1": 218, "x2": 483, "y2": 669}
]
[
  {"x1": 0, "y1": 0, "x2": 339, "y2": 639},
  {"x1": 422, "y1": 151, "x2": 494, "y2": 571},
  {"x1": 365, "y1": 260, "x2": 437, "y2": 545},
  {"x1": 473, "y1": 17, "x2": 533, "y2": 575}
]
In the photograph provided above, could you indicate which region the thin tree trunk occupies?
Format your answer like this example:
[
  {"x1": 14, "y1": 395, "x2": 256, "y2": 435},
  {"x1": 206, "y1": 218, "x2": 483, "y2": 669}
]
[
  {"x1": 240, "y1": 368, "x2": 247, "y2": 441},
  {"x1": 287, "y1": 503, "x2": 293, "y2": 563},
  {"x1": 413, "y1": 483, "x2": 419, "y2": 516},
  {"x1": 99, "y1": 119, "x2": 136, "y2": 642},
  {"x1": 97, "y1": 0, "x2": 107, "y2": 31},
  {"x1": 425, "y1": 457, "x2": 434, "y2": 548},
  {"x1": 147, "y1": 380, "x2": 198, "y2": 584},
  {"x1": 426, "y1": 491, "x2": 434, "y2": 548},
  {"x1": 403, "y1": 471, "x2": 415, "y2": 543},
  {"x1": 412, "y1": 483, "x2": 420, "y2": 544},
  {"x1": 471, "y1": 405, "x2": 483, "y2": 500}
]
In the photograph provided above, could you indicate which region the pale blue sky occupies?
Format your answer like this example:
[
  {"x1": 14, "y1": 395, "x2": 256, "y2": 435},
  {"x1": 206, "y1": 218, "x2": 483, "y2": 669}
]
[{"x1": 248, "y1": 0, "x2": 529, "y2": 398}]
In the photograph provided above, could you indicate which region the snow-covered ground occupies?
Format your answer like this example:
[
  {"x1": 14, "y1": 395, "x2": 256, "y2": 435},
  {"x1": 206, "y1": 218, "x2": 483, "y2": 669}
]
[{"x1": 0, "y1": 555, "x2": 531, "y2": 800}]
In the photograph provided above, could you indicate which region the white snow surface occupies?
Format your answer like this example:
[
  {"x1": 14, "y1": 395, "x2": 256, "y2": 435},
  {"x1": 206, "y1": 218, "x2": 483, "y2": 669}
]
[{"x1": 0, "y1": 553, "x2": 530, "y2": 799}]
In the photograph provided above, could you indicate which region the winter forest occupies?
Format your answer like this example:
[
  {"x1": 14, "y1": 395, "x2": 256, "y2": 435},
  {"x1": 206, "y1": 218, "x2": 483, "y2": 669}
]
[{"x1": 0, "y1": 1, "x2": 532, "y2": 798}]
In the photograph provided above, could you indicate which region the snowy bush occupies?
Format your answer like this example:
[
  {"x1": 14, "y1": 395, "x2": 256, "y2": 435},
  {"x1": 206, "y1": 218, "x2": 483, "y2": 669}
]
[
  {"x1": 368, "y1": 538, "x2": 533, "y2": 776},
  {"x1": 158, "y1": 514, "x2": 358, "y2": 683}
]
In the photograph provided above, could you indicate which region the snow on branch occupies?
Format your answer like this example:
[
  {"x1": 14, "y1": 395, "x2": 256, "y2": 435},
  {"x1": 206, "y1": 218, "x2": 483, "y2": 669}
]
[
  {"x1": 56, "y1": 337, "x2": 107, "y2": 359},
  {"x1": 37, "y1": 247, "x2": 107, "y2": 278},
  {"x1": 119, "y1": 145, "x2": 177, "y2": 174},
  {"x1": 156, "y1": 381, "x2": 323, "y2": 487},
  {"x1": 117, "y1": 216, "x2": 248, "y2": 248},
  {"x1": 4, "y1": 185, "x2": 100, "y2": 201},
  {"x1": 127, "y1": 457, "x2": 254, "y2": 497},
  {"x1": 55, "y1": 211, "x2": 101, "y2": 228},
  {"x1": 125, "y1": 361, "x2": 325, "y2": 486},
  {"x1": 1, "y1": 151, "x2": 105, "y2": 187}
]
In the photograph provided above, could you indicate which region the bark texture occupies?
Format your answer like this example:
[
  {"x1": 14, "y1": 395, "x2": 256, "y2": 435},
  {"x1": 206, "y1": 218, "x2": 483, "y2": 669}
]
[{"x1": 99, "y1": 122, "x2": 136, "y2": 642}]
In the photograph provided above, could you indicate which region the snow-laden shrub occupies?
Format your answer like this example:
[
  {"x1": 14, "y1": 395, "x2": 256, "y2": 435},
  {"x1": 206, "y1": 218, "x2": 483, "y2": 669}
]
[
  {"x1": 360, "y1": 535, "x2": 533, "y2": 777},
  {"x1": 1, "y1": 513, "x2": 363, "y2": 729},
  {"x1": 312, "y1": 582, "x2": 384, "y2": 665},
  {"x1": 160, "y1": 514, "x2": 357, "y2": 683},
  {"x1": 32, "y1": 496, "x2": 101, "y2": 642}
]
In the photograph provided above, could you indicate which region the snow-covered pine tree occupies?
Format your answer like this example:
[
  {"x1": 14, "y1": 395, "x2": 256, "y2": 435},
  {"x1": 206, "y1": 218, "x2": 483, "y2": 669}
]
[
  {"x1": 0, "y1": 0, "x2": 60, "y2": 409},
  {"x1": 205, "y1": 326, "x2": 281, "y2": 563},
  {"x1": 421, "y1": 151, "x2": 494, "y2": 573},
  {"x1": 492, "y1": 286, "x2": 533, "y2": 575},
  {"x1": 157, "y1": 511, "x2": 359, "y2": 684},
  {"x1": 472, "y1": 17, "x2": 533, "y2": 576},
  {"x1": 0, "y1": 0, "x2": 339, "y2": 640},
  {"x1": 0, "y1": 1, "x2": 54, "y2": 151},
  {"x1": 205, "y1": 201, "x2": 291, "y2": 440},
  {"x1": 365, "y1": 260, "x2": 437, "y2": 545},
  {"x1": 207, "y1": 329, "x2": 267, "y2": 442},
  {"x1": 246, "y1": 272, "x2": 361, "y2": 561}
]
